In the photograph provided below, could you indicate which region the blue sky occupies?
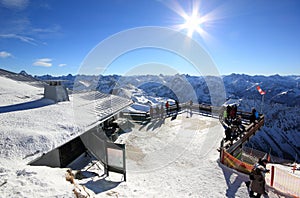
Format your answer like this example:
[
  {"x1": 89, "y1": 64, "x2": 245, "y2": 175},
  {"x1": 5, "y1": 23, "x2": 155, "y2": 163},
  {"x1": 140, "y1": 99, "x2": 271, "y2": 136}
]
[{"x1": 0, "y1": 0, "x2": 299, "y2": 76}]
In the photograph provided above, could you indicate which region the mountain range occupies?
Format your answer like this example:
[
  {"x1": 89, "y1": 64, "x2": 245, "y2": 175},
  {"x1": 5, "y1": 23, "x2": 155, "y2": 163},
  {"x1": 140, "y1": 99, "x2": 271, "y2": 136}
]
[{"x1": 34, "y1": 72, "x2": 300, "y2": 162}]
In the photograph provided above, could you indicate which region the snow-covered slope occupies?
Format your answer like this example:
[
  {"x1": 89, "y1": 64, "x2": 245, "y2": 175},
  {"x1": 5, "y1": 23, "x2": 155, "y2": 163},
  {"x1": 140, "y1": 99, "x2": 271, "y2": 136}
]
[
  {"x1": 0, "y1": 75, "x2": 75, "y2": 197},
  {"x1": 0, "y1": 76, "x2": 44, "y2": 106}
]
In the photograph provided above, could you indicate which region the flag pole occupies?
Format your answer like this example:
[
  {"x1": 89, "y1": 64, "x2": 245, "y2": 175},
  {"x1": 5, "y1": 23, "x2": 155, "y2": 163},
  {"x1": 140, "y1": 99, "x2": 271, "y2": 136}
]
[
  {"x1": 260, "y1": 94, "x2": 264, "y2": 114},
  {"x1": 256, "y1": 85, "x2": 266, "y2": 114}
]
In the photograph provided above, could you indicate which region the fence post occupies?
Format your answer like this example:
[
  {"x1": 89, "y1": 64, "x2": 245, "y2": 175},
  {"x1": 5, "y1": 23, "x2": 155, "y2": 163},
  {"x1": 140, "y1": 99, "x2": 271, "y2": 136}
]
[
  {"x1": 270, "y1": 165, "x2": 275, "y2": 187},
  {"x1": 220, "y1": 149, "x2": 225, "y2": 164}
]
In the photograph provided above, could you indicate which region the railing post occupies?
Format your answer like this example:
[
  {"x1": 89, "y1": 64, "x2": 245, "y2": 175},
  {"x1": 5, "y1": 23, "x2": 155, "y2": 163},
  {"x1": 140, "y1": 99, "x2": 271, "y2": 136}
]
[
  {"x1": 220, "y1": 148, "x2": 225, "y2": 164},
  {"x1": 270, "y1": 165, "x2": 275, "y2": 187}
]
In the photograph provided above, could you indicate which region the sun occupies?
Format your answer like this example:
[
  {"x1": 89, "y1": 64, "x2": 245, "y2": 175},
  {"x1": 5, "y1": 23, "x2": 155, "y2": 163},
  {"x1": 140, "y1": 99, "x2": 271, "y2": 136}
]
[
  {"x1": 166, "y1": 0, "x2": 211, "y2": 39},
  {"x1": 181, "y1": 13, "x2": 205, "y2": 37}
]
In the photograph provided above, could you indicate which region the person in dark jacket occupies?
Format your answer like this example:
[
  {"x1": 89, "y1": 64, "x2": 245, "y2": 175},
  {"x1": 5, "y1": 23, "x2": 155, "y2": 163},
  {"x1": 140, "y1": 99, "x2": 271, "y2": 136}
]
[
  {"x1": 175, "y1": 100, "x2": 179, "y2": 112},
  {"x1": 230, "y1": 104, "x2": 237, "y2": 121},
  {"x1": 250, "y1": 108, "x2": 257, "y2": 124},
  {"x1": 224, "y1": 126, "x2": 232, "y2": 142},
  {"x1": 232, "y1": 115, "x2": 245, "y2": 133},
  {"x1": 250, "y1": 165, "x2": 266, "y2": 197},
  {"x1": 226, "y1": 105, "x2": 232, "y2": 120},
  {"x1": 249, "y1": 158, "x2": 269, "y2": 197}
]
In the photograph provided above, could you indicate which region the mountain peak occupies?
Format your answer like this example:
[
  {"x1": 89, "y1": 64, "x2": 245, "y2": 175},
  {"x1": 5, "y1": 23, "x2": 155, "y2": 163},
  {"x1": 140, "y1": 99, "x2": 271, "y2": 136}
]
[{"x1": 19, "y1": 70, "x2": 30, "y2": 76}]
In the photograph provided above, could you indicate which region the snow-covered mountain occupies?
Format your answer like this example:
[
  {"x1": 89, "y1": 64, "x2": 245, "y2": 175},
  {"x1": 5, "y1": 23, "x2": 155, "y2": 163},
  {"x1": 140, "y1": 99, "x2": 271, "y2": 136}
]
[
  {"x1": 222, "y1": 74, "x2": 300, "y2": 161},
  {"x1": 36, "y1": 73, "x2": 300, "y2": 162}
]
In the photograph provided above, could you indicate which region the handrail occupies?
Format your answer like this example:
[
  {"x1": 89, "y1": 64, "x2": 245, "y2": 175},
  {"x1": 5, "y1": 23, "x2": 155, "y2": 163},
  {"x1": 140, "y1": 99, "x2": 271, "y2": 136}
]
[
  {"x1": 121, "y1": 102, "x2": 263, "y2": 125},
  {"x1": 226, "y1": 115, "x2": 265, "y2": 155}
]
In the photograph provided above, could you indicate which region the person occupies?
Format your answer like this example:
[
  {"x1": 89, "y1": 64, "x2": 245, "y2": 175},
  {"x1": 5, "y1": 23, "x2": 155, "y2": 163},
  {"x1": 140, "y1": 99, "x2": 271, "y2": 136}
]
[
  {"x1": 223, "y1": 108, "x2": 230, "y2": 126},
  {"x1": 155, "y1": 105, "x2": 159, "y2": 119},
  {"x1": 224, "y1": 126, "x2": 232, "y2": 142},
  {"x1": 257, "y1": 157, "x2": 270, "y2": 173},
  {"x1": 255, "y1": 110, "x2": 259, "y2": 120},
  {"x1": 223, "y1": 108, "x2": 228, "y2": 119},
  {"x1": 175, "y1": 100, "x2": 179, "y2": 112},
  {"x1": 226, "y1": 105, "x2": 232, "y2": 119},
  {"x1": 249, "y1": 165, "x2": 266, "y2": 198},
  {"x1": 231, "y1": 125, "x2": 239, "y2": 140},
  {"x1": 248, "y1": 158, "x2": 269, "y2": 197},
  {"x1": 160, "y1": 103, "x2": 164, "y2": 118},
  {"x1": 165, "y1": 101, "x2": 169, "y2": 115},
  {"x1": 232, "y1": 115, "x2": 245, "y2": 133},
  {"x1": 250, "y1": 108, "x2": 257, "y2": 124},
  {"x1": 189, "y1": 100, "x2": 193, "y2": 117},
  {"x1": 149, "y1": 106, "x2": 154, "y2": 119},
  {"x1": 230, "y1": 104, "x2": 237, "y2": 121}
]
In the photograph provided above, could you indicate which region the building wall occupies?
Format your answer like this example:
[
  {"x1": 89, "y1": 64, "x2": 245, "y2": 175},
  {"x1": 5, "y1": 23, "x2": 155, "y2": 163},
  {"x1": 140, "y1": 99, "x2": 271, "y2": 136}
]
[
  {"x1": 44, "y1": 84, "x2": 69, "y2": 102},
  {"x1": 80, "y1": 127, "x2": 108, "y2": 164},
  {"x1": 30, "y1": 149, "x2": 61, "y2": 167},
  {"x1": 30, "y1": 137, "x2": 86, "y2": 168},
  {"x1": 59, "y1": 137, "x2": 86, "y2": 167}
]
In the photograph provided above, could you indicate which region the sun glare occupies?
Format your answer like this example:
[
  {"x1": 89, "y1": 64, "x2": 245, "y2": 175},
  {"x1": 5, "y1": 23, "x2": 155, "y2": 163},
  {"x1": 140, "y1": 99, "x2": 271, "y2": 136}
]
[
  {"x1": 182, "y1": 13, "x2": 204, "y2": 37},
  {"x1": 166, "y1": 0, "x2": 212, "y2": 39}
]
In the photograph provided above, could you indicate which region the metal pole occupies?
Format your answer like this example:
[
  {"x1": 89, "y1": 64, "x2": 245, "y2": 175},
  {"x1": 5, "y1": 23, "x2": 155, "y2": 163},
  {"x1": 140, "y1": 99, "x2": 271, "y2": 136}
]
[
  {"x1": 260, "y1": 94, "x2": 264, "y2": 114},
  {"x1": 270, "y1": 166, "x2": 275, "y2": 187}
]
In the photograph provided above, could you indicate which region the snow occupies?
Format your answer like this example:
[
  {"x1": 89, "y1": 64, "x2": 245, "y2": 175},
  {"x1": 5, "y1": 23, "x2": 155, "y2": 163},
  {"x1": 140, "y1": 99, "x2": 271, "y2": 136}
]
[
  {"x1": 0, "y1": 159, "x2": 74, "y2": 197},
  {"x1": 0, "y1": 74, "x2": 290, "y2": 197},
  {"x1": 78, "y1": 80, "x2": 91, "y2": 87},
  {"x1": 96, "y1": 114, "x2": 284, "y2": 198},
  {"x1": 124, "y1": 103, "x2": 150, "y2": 113},
  {"x1": 0, "y1": 76, "x2": 43, "y2": 106},
  {"x1": 0, "y1": 92, "x2": 125, "y2": 161},
  {"x1": 223, "y1": 98, "x2": 241, "y2": 106}
]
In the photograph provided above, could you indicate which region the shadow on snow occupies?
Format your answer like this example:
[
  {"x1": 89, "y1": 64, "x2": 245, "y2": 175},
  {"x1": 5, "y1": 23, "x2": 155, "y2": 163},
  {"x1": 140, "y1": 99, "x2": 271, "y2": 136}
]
[
  {"x1": 0, "y1": 98, "x2": 55, "y2": 114},
  {"x1": 82, "y1": 178, "x2": 122, "y2": 194},
  {"x1": 218, "y1": 161, "x2": 250, "y2": 198}
]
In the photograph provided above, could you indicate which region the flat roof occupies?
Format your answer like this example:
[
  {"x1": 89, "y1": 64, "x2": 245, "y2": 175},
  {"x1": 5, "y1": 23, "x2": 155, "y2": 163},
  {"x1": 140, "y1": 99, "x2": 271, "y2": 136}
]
[{"x1": 0, "y1": 75, "x2": 132, "y2": 162}]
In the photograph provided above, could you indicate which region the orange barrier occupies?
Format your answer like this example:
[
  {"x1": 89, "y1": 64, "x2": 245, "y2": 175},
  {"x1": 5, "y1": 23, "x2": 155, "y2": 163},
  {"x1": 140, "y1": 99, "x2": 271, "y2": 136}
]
[
  {"x1": 221, "y1": 150, "x2": 253, "y2": 174},
  {"x1": 265, "y1": 165, "x2": 300, "y2": 198}
]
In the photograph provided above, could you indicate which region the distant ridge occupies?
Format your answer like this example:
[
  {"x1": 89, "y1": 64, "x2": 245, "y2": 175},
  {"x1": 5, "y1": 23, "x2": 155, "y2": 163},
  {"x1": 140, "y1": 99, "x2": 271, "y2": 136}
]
[{"x1": 0, "y1": 68, "x2": 44, "y2": 87}]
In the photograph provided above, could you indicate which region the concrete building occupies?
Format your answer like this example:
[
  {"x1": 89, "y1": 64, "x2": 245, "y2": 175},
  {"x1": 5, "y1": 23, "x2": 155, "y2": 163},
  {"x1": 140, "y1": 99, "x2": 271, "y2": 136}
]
[{"x1": 44, "y1": 80, "x2": 69, "y2": 102}]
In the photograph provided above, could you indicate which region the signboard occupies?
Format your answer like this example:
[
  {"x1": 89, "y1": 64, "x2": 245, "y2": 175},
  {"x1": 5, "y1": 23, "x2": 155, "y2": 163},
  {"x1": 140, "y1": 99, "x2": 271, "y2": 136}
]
[{"x1": 106, "y1": 142, "x2": 126, "y2": 181}]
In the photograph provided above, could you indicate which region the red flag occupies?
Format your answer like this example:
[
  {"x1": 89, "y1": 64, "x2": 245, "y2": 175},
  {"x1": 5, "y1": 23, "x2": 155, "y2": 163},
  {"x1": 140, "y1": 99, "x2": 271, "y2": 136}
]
[{"x1": 256, "y1": 86, "x2": 266, "y2": 95}]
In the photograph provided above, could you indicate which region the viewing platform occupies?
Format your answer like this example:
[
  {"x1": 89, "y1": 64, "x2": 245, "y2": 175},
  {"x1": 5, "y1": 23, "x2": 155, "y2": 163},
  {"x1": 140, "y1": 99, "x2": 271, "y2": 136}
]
[
  {"x1": 120, "y1": 102, "x2": 265, "y2": 158},
  {"x1": 158, "y1": 102, "x2": 266, "y2": 157}
]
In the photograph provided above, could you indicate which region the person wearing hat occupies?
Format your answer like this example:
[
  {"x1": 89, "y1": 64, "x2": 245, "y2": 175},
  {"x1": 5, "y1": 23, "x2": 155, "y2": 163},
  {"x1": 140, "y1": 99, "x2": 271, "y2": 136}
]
[
  {"x1": 249, "y1": 158, "x2": 270, "y2": 197},
  {"x1": 260, "y1": 158, "x2": 269, "y2": 172},
  {"x1": 249, "y1": 165, "x2": 267, "y2": 197}
]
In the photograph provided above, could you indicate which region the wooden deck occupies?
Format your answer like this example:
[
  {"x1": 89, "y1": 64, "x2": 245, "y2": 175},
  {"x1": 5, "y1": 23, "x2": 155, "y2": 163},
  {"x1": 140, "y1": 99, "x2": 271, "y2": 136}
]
[{"x1": 224, "y1": 115, "x2": 264, "y2": 155}]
